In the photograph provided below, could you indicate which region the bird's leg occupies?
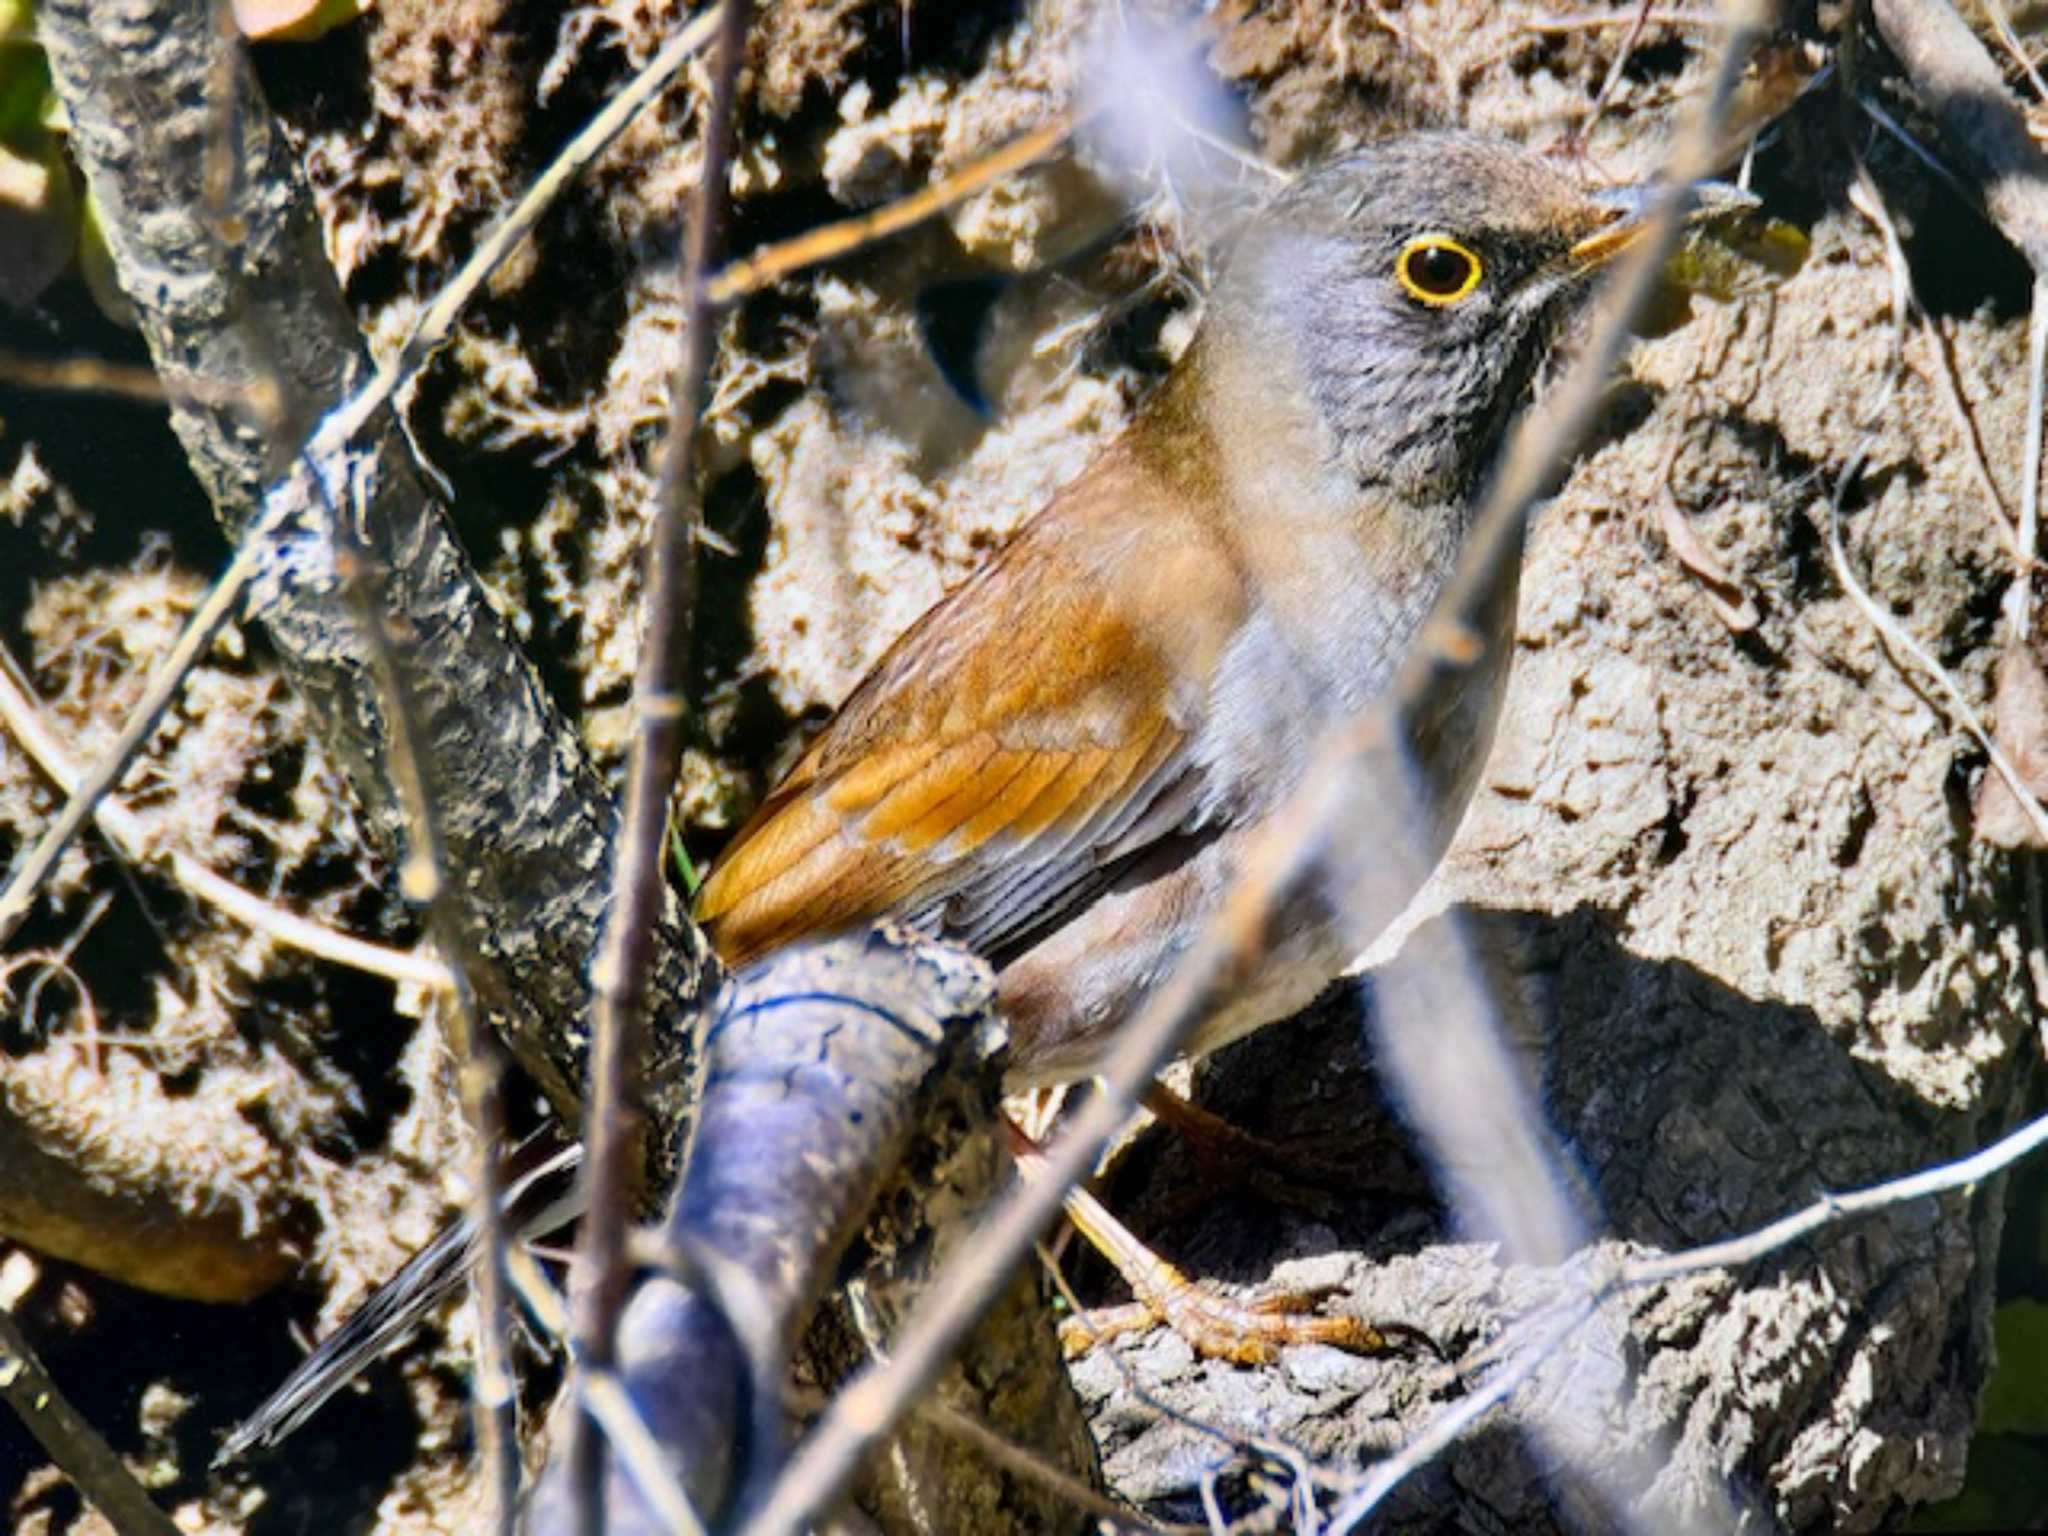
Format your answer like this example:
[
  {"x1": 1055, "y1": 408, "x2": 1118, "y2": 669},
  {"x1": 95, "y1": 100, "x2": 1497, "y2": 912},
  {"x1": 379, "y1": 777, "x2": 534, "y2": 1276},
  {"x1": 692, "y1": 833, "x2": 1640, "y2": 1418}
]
[
  {"x1": 1010, "y1": 1131, "x2": 1410, "y2": 1367},
  {"x1": 1140, "y1": 1081, "x2": 1348, "y2": 1191},
  {"x1": 1135, "y1": 1082, "x2": 1430, "y2": 1225},
  {"x1": 1141, "y1": 1081, "x2": 1285, "y2": 1169}
]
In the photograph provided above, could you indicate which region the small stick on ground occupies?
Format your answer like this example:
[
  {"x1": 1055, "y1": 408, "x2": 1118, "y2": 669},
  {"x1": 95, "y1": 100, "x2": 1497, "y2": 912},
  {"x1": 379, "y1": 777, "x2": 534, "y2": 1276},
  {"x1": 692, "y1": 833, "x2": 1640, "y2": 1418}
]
[{"x1": 0, "y1": 1304, "x2": 181, "y2": 1536}]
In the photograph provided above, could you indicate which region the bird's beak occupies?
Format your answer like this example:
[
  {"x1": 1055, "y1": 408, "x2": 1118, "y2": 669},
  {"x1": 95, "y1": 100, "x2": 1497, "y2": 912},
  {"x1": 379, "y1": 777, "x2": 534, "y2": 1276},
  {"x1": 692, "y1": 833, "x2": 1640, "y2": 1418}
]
[{"x1": 1567, "y1": 178, "x2": 1761, "y2": 270}]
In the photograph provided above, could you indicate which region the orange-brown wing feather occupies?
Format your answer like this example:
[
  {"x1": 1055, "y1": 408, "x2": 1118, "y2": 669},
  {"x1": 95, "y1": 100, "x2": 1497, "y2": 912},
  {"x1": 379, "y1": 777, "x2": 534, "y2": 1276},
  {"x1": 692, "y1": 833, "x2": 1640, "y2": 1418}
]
[{"x1": 695, "y1": 451, "x2": 1246, "y2": 965}]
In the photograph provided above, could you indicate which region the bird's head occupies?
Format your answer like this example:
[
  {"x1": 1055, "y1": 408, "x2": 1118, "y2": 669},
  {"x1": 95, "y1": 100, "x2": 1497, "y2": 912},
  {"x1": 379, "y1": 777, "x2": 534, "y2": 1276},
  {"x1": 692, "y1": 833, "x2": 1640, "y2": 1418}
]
[{"x1": 1200, "y1": 132, "x2": 1727, "y2": 506}]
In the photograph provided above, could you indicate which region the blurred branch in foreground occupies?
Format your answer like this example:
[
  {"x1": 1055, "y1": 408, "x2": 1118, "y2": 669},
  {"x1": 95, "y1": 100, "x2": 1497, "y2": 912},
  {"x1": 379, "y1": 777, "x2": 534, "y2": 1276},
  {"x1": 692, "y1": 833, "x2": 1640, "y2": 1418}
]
[{"x1": 529, "y1": 926, "x2": 1096, "y2": 1536}]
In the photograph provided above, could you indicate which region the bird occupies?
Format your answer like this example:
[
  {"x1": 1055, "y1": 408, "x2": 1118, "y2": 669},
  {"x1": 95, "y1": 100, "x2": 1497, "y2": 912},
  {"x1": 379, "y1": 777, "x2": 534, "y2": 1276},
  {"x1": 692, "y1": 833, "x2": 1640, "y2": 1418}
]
[
  {"x1": 225, "y1": 130, "x2": 1737, "y2": 1457},
  {"x1": 695, "y1": 130, "x2": 1661, "y2": 1081}
]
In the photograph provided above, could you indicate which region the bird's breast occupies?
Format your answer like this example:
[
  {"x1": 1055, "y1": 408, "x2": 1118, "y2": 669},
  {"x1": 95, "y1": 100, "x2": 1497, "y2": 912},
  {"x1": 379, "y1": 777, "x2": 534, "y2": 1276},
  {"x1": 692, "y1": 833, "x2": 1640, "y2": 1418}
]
[{"x1": 1189, "y1": 498, "x2": 1488, "y2": 815}]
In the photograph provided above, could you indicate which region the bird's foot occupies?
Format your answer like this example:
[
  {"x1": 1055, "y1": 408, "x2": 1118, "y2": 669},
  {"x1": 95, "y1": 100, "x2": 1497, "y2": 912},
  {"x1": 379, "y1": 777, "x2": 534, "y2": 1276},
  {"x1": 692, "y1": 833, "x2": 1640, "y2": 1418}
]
[
  {"x1": 1057, "y1": 1279, "x2": 1391, "y2": 1367},
  {"x1": 1053, "y1": 1181, "x2": 1429, "y2": 1367}
]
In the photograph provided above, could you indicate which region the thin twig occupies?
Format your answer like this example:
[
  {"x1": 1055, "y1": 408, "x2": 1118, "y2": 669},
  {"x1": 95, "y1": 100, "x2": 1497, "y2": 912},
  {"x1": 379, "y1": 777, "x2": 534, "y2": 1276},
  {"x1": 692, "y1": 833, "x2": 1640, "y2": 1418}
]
[
  {"x1": 1329, "y1": 1101, "x2": 2048, "y2": 1531},
  {"x1": 507, "y1": 1241, "x2": 573, "y2": 1342},
  {"x1": 0, "y1": 353, "x2": 168, "y2": 402},
  {"x1": 1983, "y1": 0, "x2": 2048, "y2": 104},
  {"x1": 1622, "y1": 1108, "x2": 2048, "y2": 1283},
  {"x1": 1525, "y1": 9, "x2": 1721, "y2": 33},
  {"x1": 1914, "y1": 315, "x2": 2020, "y2": 559},
  {"x1": 321, "y1": 453, "x2": 519, "y2": 1532},
  {"x1": 915, "y1": 1397, "x2": 1182, "y2": 1535},
  {"x1": 705, "y1": 116, "x2": 1075, "y2": 304},
  {"x1": 1581, "y1": 0, "x2": 1659, "y2": 142},
  {"x1": 1846, "y1": 156, "x2": 2043, "y2": 639},
  {"x1": 571, "y1": 2, "x2": 751, "y2": 1530},
  {"x1": 321, "y1": 6, "x2": 728, "y2": 458},
  {"x1": 1836, "y1": 146, "x2": 2048, "y2": 840},
  {"x1": 1827, "y1": 446, "x2": 2048, "y2": 843},
  {"x1": 0, "y1": 1303, "x2": 182, "y2": 1536},
  {"x1": 1326, "y1": 1294, "x2": 1598, "y2": 1535},
  {"x1": 0, "y1": 531, "x2": 274, "y2": 946},
  {"x1": 2016, "y1": 276, "x2": 2047, "y2": 639},
  {"x1": 0, "y1": 643, "x2": 451, "y2": 992},
  {"x1": 1857, "y1": 108, "x2": 2048, "y2": 596},
  {"x1": 1853, "y1": 92, "x2": 1979, "y2": 208},
  {"x1": 582, "y1": 1370, "x2": 711, "y2": 1536},
  {"x1": 2, "y1": 893, "x2": 111, "y2": 1068}
]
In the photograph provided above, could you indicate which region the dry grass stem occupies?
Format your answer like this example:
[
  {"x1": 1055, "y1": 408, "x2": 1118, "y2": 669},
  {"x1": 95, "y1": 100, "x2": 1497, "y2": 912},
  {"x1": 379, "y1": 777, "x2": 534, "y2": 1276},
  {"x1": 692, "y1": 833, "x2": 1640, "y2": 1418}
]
[{"x1": 0, "y1": 644, "x2": 452, "y2": 992}]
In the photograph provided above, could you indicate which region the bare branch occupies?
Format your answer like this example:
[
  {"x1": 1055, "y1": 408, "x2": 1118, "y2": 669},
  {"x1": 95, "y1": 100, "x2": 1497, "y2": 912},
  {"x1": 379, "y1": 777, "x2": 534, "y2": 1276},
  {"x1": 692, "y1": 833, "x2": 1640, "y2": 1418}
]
[
  {"x1": 533, "y1": 928, "x2": 1025, "y2": 1534},
  {"x1": 323, "y1": 454, "x2": 520, "y2": 1531},
  {"x1": 1869, "y1": 0, "x2": 2048, "y2": 273},
  {"x1": 0, "y1": 1304, "x2": 182, "y2": 1536},
  {"x1": 573, "y1": 1, "x2": 750, "y2": 1527}
]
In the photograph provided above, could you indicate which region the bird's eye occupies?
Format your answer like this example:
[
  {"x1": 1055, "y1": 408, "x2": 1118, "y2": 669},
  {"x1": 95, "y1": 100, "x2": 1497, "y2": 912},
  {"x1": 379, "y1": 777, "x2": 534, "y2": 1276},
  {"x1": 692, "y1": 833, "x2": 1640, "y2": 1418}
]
[{"x1": 1395, "y1": 235, "x2": 1483, "y2": 306}]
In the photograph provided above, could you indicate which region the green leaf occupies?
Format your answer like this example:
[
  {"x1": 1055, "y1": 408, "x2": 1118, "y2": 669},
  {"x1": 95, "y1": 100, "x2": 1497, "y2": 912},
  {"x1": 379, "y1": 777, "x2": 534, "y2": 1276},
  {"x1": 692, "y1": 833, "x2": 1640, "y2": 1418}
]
[
  {"x1": 669, "y1": 828, "x2": 702, "y2": 897},
  {"x1": 1906, "y1": 1433, "x2": 2048, "y2": 1531},
  {"x1": 0, "y1": 44, "x2": 52, "y2": 146},
  {"x1": 1983, "y1": 1300, "x2": 2048, "y2": 1437}
]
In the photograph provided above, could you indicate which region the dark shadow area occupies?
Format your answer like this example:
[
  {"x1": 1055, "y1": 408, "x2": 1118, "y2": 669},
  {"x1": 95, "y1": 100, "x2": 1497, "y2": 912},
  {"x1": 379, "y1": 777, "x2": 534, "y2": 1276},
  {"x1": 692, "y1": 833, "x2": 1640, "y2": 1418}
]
[
  {"x1": 1104, "y1": 905, "x2": 1981, "y2": 1281},
  {"x1": 0, "y1": 278, "x2": 226, "y2": 658},
  {"x1": 0, "y1": 1261, "x2": 412, "y2": 1535},
  {"x1": 1080, "y1": 903, "x2": 2001, "y2": 1530}
]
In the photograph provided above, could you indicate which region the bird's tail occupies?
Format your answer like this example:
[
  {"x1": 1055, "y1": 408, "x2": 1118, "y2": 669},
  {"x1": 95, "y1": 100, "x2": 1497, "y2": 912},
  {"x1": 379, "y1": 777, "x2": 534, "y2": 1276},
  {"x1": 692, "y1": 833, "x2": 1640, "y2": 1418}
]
[{"x1": 217, "y1": 1134, "x2": 586, "y2": 1464}]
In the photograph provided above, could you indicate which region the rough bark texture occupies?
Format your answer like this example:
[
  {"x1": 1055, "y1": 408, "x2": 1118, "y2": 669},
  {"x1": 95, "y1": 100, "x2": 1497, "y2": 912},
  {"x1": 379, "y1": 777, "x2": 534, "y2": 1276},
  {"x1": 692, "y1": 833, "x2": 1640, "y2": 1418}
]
[
  {"x1": 1, "y1": 0, "x2": 2043, "y2": 1532},
  {"x1": 529, "y1": 927, "x2": 1094, "y2": 1535},
  {"x1": 36, "y1": 0, "x2": 700, "y2": 1141}
]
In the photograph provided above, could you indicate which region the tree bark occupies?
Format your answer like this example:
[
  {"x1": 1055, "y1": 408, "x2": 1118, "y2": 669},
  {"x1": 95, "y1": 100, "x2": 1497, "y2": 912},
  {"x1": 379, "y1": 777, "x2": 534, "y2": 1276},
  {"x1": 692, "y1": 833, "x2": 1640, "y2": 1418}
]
[{"x1": 36, "y1": 0, "x2": 699, "y2": 1156}]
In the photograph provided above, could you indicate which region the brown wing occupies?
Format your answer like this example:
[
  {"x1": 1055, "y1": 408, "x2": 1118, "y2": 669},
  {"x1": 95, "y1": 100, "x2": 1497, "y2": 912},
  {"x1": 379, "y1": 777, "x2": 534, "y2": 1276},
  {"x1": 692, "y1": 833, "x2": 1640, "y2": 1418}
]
[{"x1": 695, "y1": 449, "x2": 1247, "y2": 965}]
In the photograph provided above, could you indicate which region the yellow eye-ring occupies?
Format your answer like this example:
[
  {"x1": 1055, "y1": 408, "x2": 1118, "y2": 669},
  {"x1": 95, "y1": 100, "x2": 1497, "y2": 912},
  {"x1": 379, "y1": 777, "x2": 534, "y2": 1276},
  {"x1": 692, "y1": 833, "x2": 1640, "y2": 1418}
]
[{"x1": 1395, "y1": 235, "x2": 1483, "y2": 306}]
